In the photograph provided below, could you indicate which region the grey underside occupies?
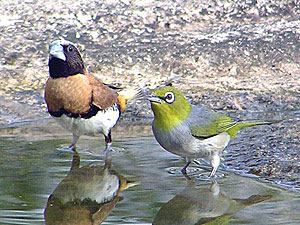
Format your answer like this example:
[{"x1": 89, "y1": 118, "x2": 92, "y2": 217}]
[{"x1": 152, "y1": 105, "x2": 231, "y2": 159}]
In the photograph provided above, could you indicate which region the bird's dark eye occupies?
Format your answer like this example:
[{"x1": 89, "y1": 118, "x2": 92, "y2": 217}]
[
  {"x1": 164, "y1": 92, "x2": 175, "y2": 104},
  {"x1": 67, "y1": 45, "x2": 73, "y2": 52}
]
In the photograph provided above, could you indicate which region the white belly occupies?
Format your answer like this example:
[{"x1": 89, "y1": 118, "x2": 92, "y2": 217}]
[
  {"x1": 54, "y1": 105, "x2": 120, "y2": 137},
  {"x1": 192, "y1": 132, "x2": 231, "y2": 157},
  {"x1": 153, "y1": 122, "x2": 230, "y2": 159}
]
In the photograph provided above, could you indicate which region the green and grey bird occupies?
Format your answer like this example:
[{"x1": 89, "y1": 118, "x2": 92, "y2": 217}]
[{"x1": 148, "y1": 86, "x2": 273, "y2": 177}]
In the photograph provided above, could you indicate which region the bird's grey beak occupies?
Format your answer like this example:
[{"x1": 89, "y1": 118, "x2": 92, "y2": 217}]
[
  {"x1": 147, "y1": 95, "x2": 162, "y2": 104},
  {"x1": 49, "y1": 41, "x2": 66, "y2": 61}
]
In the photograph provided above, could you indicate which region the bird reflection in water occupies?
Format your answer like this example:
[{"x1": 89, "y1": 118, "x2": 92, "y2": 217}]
[
  {"x1": 44, "y1": 151, "x2": 138, "y2": 225},
  {"x1": 153, "y1": 177, "x2": 272, "y2": 225}
]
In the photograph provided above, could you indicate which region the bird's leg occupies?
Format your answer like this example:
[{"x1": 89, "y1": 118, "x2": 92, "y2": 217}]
[
  {"x1": 182, "y1": 171, "x2": 192, "y2": 181},
  {"x1": 70, "y1": 150, "x2": 80, "y2": 171},
  {"x1": 181, "y1": 160, "x2": 191, "y2": 174},
  {"x1": 193, "y1": 159, "x2": 212, "y2": 171},
  {"x1": 69, "y1": 134, "x2": 79, "y2": 151},
  {"x1": 209, "y1": 154, "x2": 220, "y2": 178},
  {"x1": 104, "y1": 131, "x2": 112, "y2": 157},
  {"x1": 104, "y1": 157, "x2": 112, "y2": 169},
  {"x1": 210, "y1": 179, "x2": 220, "y2": 196}
]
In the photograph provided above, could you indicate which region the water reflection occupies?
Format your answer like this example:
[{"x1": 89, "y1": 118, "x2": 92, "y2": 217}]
[
  {"x1": 44, "y1": 151, "x2": 138, "y2": 225},
  {"x1": 153, "y1": 178, "x2": 272, "y2": 225}
]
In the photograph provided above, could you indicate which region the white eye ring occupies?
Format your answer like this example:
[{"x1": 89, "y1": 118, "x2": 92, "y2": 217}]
[
  {"x1": 164, "y1": 92, "x2": 175, "y2": 104},
  {"x1": 67, "y1": 45, "x2": 74, "y2": 52}
]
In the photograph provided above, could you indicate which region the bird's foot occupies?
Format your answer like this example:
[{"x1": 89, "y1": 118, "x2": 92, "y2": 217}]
[
  {"x1": 206, "y1": 172, "x2": 225, "y2": 180},
  {"x1": 181, "y1": 167, "x2": 188, "y2": 174},
  {"x1": 208, "y1": 168, "x2": 217, "y2": 178},
  {"x1": 103, "y1": 145, "x2": 124, "y2": 160},
  {"x1": 182, "y1": 171, "x2": 192, "y2": 181},
  {"x1": 110, "y1": 146, "x2": 126, "y2": 153},
  {"x1": 69, "y1": 135, "x2": 79, "y2": 151},
  {"x1": 193, "y1": 159, "x2": 212, "y2": 171},
  {"x1": 68, "y1": 143, "x2": 77, "y2": 151},
  {"x1": 104, "y1": 142, "x2": 113, "y2": 158},
  {"x1": 104, "y1": 145, "x2": 125, "y2": 155},
  {"x1": 181, "y1": 161, "x2": 191, "y2": 173},
  {"x1": 54, "y1": 145, "x2": 77, "y2": 156}
]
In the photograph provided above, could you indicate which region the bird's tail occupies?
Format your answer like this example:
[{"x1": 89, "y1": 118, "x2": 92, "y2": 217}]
[
  {"x1": 234, "y1": 194, "x2": 273, "y2": 207},
  {"x1": 239, "y1": 120, "x2": 274, "y2": 129},
  {"x1": 227, "y1": 120, "x2": 278, "y2": 138},
  {"x1": 117, "y1": 87, "x2": 144, "y2": 112}
]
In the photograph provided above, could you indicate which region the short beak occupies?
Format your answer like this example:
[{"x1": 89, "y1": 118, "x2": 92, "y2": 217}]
[
  {"x1": 49, "y1": 41, "x2": 66, "y2": 61},
  {"x1": 147, "y1": 95, "x2": 162, "y2": 104}
]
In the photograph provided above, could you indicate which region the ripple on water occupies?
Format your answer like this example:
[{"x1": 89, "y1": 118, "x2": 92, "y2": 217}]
[
  {"x1": 0, "y1": 121, "x2": 300, "y2": 224},
  {"x1": 0, "y1": 209, "x2": 44, "y2": 225}
]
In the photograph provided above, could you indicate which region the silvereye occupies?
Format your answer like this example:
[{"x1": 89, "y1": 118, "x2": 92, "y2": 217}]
[{"x1": 148, "y1": 86, "x2": 273, "y2": 177}]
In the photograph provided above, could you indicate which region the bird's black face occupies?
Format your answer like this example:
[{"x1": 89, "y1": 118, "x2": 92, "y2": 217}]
[{"x1": 48, "y1": 40, "x2": 85, "y2": 79}]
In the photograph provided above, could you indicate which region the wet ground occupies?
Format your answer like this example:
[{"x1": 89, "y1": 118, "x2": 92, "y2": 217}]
[
  {"x1": 0, "y1": 0, "x2": 300, "y2": 223},
  {"x1": 0, "y1": 119, "x2": 300, "y2": 224}
]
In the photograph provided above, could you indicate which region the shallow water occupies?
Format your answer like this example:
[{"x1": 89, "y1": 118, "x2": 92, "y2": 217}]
[{"x1": 0, "y1": 119, "x2": 300, "y2": 225}]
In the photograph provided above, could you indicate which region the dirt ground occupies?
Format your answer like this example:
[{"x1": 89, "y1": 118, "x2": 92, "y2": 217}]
[{"x1": 0, "y1": 0, "x2": 299, "y2": 190}]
